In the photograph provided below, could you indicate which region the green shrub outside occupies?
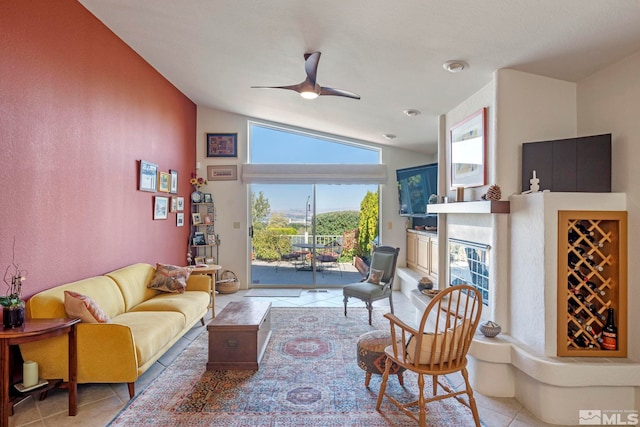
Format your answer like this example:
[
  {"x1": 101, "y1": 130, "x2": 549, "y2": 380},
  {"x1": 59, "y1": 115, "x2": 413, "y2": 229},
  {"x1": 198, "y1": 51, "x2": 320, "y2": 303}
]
[{"x1": 253, "y1": 227, "x2": 297, "y2": 261}]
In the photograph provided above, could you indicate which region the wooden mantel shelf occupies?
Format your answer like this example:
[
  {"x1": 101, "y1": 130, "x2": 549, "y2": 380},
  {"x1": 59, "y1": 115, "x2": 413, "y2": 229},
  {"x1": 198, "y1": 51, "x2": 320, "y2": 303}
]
[{"x1": 426, "y1": 200, "x2": 510, "y2": 214}]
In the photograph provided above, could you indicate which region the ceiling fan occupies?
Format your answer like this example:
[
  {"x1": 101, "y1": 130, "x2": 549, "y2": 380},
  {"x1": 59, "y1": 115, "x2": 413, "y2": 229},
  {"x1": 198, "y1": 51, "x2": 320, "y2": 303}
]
[{"x1": 251, "y1": 52, "x2": 360, "y2": 100}]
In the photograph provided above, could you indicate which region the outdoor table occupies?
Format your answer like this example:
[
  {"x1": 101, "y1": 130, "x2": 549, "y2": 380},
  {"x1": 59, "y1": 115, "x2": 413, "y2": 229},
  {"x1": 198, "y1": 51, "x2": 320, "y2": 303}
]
[{"x1": 293, "y1": 243, "x2": 325, "y2": 271}]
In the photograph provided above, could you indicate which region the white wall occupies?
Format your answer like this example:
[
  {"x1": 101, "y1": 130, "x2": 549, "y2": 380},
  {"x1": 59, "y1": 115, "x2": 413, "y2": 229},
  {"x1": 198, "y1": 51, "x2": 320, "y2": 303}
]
[
  {"x1": 577, "y1": 49, "x2": 640, "y2": 359},
  {"x1": 440, "y1": 70, "x2": 577, "y2": 330},
  {"x1": 196, "y1": 106, "x2": 434, "y2": 289}
]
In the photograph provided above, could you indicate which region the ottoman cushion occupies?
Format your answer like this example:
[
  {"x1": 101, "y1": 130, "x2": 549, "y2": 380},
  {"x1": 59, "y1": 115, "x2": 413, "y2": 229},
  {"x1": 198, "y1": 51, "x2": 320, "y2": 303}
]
[{"x1": 357, "y1": 330, "x2": 405, "y2": 375}]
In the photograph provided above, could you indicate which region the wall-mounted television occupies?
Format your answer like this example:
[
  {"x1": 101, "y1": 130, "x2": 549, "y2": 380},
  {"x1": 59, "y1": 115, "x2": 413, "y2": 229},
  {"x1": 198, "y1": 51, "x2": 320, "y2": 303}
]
[{"x1": 396, "y1": 163, "x2": 438, "y2": 217}]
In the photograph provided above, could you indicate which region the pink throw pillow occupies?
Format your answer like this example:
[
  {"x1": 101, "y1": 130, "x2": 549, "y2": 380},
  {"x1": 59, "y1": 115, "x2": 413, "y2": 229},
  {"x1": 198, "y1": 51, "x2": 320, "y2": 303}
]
[
  {"x1": 147, "y1": 263, "x2": 193, "y2": 293},
  {"x1": 64, "y1": 290, "x2": 110, "y2": 323}
]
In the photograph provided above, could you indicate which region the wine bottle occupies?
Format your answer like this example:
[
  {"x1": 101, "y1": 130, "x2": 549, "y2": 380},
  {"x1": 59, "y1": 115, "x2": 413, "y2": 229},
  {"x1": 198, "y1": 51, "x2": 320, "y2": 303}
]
[
  {"x1": 574, "y1": 222, "x2": 594, "y2": 236},
  {"x1": 573, "y1": 246, "x2": 594, "y2": 260},
  {"x1": 584, "y1": 280, "x2": 606, "y2": 296},
  {"x1": 572, "y1": 312, "x2": 593, "y2": 331},
  {"x1": 602, "y1": 308, "x2": 617, "y2": 350},
  {"x1": 569, "y1": 331, "x2": 589, "y2": 348},
  {"x1": 568, "y1": 230, "x2": 604, "y2": 247},
  {"x1": 586, "y1": 303, "x2": 607, "y2": 322},
  {"x1": 568, "y1": 299, "x2": 582, "y2": 313},
  {"x1": 568, "y1": 253, "x2": 603, "y2": 271}
]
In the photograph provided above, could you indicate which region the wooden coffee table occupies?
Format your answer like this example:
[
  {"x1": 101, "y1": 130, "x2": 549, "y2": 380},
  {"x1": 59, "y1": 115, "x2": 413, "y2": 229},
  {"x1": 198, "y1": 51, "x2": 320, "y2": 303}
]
[{"x1": 206, "y1": 301, "x2": 272, "y2": 370}]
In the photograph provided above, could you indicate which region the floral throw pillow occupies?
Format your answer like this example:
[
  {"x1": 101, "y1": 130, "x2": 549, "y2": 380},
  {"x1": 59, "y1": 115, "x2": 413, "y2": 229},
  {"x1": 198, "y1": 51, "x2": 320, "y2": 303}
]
[
  {"x1": 64, "y1": 291, "x2": 110, "y2": 323},
  {"x1": 147, "y1": 263, "x2": 193, "y2": 293},
  {"x1": 367, "y1": 268, "x2": 384, "y2": 285}
]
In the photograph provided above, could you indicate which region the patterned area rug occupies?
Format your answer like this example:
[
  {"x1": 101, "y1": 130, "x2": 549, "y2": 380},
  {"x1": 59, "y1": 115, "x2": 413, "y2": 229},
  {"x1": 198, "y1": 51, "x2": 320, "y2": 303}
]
[{"x1": 109, "y1": 308, "x2": 481, "y2": 426}]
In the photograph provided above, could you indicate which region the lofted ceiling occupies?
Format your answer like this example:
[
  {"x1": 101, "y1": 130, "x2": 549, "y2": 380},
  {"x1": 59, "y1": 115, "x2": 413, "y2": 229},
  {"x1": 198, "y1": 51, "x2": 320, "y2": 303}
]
[{"x1": 78, "y1": 0, "x2": 640, "y2": 155}]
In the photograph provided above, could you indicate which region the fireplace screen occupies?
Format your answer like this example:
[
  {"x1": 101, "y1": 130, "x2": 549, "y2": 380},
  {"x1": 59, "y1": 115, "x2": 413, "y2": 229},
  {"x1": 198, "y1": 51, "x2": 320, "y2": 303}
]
[{"x1": 449, "y1": 239, "x2": 490, "y2": 305}]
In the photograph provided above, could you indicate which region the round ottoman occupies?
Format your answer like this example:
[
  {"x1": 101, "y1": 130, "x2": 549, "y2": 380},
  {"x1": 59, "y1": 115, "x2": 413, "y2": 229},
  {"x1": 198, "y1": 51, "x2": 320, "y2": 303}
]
[{"x1": 357, "y1": 330, "x2": 405, "y2": 387}]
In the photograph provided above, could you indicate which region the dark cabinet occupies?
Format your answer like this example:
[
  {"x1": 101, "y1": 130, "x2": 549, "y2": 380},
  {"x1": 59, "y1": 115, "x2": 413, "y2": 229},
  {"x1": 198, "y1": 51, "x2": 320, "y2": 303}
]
[{"x1": 522, "y1": 134, "x2": 611, "y2": 193}]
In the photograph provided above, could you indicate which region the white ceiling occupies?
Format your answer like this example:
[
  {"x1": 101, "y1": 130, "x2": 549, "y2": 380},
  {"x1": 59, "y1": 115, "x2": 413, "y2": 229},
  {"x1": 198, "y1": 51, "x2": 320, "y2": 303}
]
[{"x1": 78, "y1": 0, "x2": 640, "y2": 155}]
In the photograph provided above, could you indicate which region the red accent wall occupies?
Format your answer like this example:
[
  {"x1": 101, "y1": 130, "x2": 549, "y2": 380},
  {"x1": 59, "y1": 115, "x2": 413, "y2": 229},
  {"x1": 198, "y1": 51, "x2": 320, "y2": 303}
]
[{"x1": 0, "y1": 0, "x2": 196, "y2": 298}]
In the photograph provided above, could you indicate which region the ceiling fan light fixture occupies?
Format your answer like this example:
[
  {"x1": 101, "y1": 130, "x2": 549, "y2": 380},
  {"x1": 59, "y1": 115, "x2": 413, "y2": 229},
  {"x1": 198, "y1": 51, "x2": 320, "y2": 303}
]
[
  {"x1": 300, "y1": 91, "x2": 319, "y2": 99},
  {"x1": 403, "y1": 109, "x2": 421, "y2": 117},
  {"x1": 443, "y1": 60, "x2": 468, "y2": 73}
]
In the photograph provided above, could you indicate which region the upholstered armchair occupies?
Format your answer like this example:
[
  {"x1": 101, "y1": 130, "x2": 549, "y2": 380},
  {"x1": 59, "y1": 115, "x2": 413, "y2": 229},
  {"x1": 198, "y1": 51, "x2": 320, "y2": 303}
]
[{"x1": 342, "y1": 246, "x2": 400, "y2": 325}]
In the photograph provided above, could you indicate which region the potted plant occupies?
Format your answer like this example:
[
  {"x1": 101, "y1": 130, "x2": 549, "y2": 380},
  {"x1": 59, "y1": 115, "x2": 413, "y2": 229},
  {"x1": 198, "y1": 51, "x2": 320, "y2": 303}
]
[{"x1": 2, "y1": 239, "x2": 26, "y2": 328}]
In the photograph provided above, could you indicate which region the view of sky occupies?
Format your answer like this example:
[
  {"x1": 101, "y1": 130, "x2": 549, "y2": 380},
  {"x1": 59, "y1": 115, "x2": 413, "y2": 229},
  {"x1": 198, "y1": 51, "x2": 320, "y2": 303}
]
[{"x1": 250, "y1": 124, "x2": 380, "y2": 215}]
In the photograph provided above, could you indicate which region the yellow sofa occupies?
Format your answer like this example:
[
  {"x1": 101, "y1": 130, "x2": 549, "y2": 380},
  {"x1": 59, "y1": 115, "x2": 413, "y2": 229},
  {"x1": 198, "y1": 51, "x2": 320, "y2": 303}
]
[{"x1": 19, "y1": 263, "x2": 210, "y2": 398}]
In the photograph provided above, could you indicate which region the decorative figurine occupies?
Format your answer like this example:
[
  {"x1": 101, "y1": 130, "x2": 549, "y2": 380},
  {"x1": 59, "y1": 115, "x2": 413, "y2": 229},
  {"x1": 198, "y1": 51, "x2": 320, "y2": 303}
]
[{"x1": 481, "y1": 184, "x2": 502, "y2": 201}]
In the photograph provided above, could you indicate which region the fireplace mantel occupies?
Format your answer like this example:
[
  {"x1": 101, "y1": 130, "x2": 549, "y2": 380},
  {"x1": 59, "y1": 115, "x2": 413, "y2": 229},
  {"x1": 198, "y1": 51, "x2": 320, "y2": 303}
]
[{"x1": 426, "y1": 200, "x2": 510, "y2": 214}]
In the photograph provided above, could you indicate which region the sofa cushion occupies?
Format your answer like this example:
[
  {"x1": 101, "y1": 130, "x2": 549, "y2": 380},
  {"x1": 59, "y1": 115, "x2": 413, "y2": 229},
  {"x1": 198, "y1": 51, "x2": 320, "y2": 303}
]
[
  {"x1": 147, "y1": 264, "x2": 193, "y2": 293},
  {"x1": 129, "y1": 291, "x2": 209, "y2": 324},
  {"x1": 111, "y1": 311, "x2": 185, "y2": 367},
  {"x1": 106, "y1": 263, "x2": 158, "y2": 311},
  {"x1": 26, "y1": 276, "x2": 125, "y2": 320},
  {"x1": 64, "y1": 291, "x2": 110, "y2": 323}
]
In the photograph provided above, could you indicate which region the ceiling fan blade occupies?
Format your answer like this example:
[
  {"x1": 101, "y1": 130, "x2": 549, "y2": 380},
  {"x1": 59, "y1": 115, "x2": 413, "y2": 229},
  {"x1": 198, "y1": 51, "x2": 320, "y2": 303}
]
[
  {"x1": 304, "y1": 52, "x2": 321, "y2": 85},
  {"x1": 251, "y1": 83, "x2": 304, "y2": 92},
  {"x1": 319, "y1": 86, "x2": 361, "y2": 100}
]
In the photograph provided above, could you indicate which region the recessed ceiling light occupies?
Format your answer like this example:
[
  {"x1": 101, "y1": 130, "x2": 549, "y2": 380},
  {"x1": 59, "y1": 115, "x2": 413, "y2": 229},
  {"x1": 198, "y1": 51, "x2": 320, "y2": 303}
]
[
  {"x1": 403, "y1": 109, "x2": 421, "y2": 117},
  {"x1": 443, "y1": 60, "x2": 468, "y2": 73},
  {"x1": 383, "y1": 134, "x2": 397, "y2": 140}
]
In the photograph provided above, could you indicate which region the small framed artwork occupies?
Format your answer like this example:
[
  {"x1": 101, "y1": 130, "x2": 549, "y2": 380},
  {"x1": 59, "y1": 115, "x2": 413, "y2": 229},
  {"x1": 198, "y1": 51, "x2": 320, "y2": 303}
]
[
  {"x1": 139, "y1": 160, "x2": 158, "y2": 192},
  {"x1": 206, "y1": 257, "x2": 215, "y2": 265},
  {"x1": 192, "y1": 232, "x2": 206, "y2": 246},
  {"x1": 169, "y1": 170, "x2": 178, "y2": 194},
  {"x1": 176, "y1": 212, "x2": 184, "y2": 227},
  {"x1": 204, "y1": 213, "x2": 213, "y2": 225},
  {"x1": 176, "y1": 197, "x2": 184, "y2": 211},
  {"x1": 153, "y1": 196, "x2": 169, "y2": 220},
  {"x1": 170, "y1": 197, "x2": 177, "y2": 212},
  {"x1": 206, "y1": 133, "x2": 237, "y2": 157},
  {"x1": 203, "y1": 193, "x2": 213, "y2": 204},
  {"x1": 450, "y1": 107, "x2": 486, "y2": 189},
  {"x1": 194, "y1": 256, "x2": 206, "y2": 265},
  {"x1": 158, "y1": 172, "x2": 171, "y2": 193},
  {"x1": 207, "y1": 165, "x2": 238, "y2": 181},
  {"x1": 191, "y1": 213, "x2": 202, "y2": 224},
  {"x1": 207, "y1": 234, "x2": 217, "y2": 245}
]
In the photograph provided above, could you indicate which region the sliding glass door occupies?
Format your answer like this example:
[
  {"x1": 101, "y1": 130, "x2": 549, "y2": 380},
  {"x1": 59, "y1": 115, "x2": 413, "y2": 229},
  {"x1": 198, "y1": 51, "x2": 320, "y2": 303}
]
[{"x1": 250, "y1": 183, "x2": 377, "y2": 287}]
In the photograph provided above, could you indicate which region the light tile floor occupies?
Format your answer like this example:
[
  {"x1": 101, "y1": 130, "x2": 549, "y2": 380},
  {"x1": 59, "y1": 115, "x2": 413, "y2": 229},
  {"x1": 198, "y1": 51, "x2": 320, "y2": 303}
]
[{"x1": 10, "y1": 289, "x2": 562, "y2": 426}]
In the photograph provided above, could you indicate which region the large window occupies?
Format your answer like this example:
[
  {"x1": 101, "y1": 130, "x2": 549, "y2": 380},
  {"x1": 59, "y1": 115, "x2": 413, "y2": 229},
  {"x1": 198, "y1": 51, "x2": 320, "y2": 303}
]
[{"x1": 248, "y1": 122, "x2": 382, "y2": 287}]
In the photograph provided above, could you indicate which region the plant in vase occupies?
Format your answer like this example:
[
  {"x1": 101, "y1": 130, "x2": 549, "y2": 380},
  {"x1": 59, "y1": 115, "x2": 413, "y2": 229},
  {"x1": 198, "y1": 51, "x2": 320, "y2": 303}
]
[
  {"x1": 190, "y1": 173, "x2": 208, "y2": 203},
  {"x1": 2, "y1": 239, "x2": 27, "y2": 328}
]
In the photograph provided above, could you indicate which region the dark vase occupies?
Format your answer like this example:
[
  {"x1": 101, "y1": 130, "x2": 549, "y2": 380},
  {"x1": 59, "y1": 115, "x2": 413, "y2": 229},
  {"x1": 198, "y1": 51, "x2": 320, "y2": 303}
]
[{"x1": 3, "y1": 302, "x2": 25, "y2": 329}]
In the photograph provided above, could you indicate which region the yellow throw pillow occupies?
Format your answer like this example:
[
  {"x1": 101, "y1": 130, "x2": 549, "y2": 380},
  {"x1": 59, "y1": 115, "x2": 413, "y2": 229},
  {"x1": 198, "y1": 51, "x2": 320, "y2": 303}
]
[
  {"x1": 367, "y1": 268, "x2": 384, "y2": 285},
  {"x1": 64, "y1": 291, "x2": 110, "y2": 323},
  {"x1": 148, "y1": 263, "x2": 193, "y2": 293}
]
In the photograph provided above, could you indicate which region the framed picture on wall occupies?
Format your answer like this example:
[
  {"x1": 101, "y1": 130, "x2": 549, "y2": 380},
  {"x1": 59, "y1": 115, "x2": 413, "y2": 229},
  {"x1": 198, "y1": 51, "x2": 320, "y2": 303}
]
[
  {"x1": 176, "y1": 212, "x2": 184, "y2": 227},
  {"x1": 450, "y1": 107, "x2": 486, "y2": 189},
  {"x1": 206, "y1": 133, "x2": 237, "y2": 157},
  {"x1": 176, "y1": 197, "x2": 184, "y2": 211},
  {"x1": 158, "y1": 172, "x2": 171, "y2": 192},
  {"x1": 153, "y1": 196, "x2": 169, "y2": 220},
  {"x1": 169, "y1": 170, "x2": 178, "y2": 194},
  {"x1": 207, "y1": 165, "x2": 238, "y2": 181},
  {"x1": 139, "y1": 160, "x2": 158, "y2": 192}
]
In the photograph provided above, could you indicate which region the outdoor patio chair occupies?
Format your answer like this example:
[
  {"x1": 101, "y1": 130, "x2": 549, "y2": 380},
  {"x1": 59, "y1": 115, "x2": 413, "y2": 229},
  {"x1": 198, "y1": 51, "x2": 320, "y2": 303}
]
[
  {"x1": 316, "y1": 240, "x2": 343, "y2": 276},
  {"x1": 343, "y1": 246, "x2": 399, "y2": 325},
  {"x1": 376, "y1": 284, "x2": 483, "y2": 427},
  {"x1": 276, "y1": 249, "x2": 301, "y2": 272}
]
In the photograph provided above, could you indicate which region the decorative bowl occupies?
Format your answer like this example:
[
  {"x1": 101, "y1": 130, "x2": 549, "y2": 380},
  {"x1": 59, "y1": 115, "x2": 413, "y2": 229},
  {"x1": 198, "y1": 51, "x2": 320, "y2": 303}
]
[{"x1": 479, "y1": 321, "x2": 502, "y2": 338}]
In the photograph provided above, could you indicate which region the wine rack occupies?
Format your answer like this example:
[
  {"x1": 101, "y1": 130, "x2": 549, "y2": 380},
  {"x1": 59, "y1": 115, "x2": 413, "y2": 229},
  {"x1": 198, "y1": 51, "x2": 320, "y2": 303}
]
[{"x1": 557, "y1": 210, "x2": 627, "y2": 357}]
